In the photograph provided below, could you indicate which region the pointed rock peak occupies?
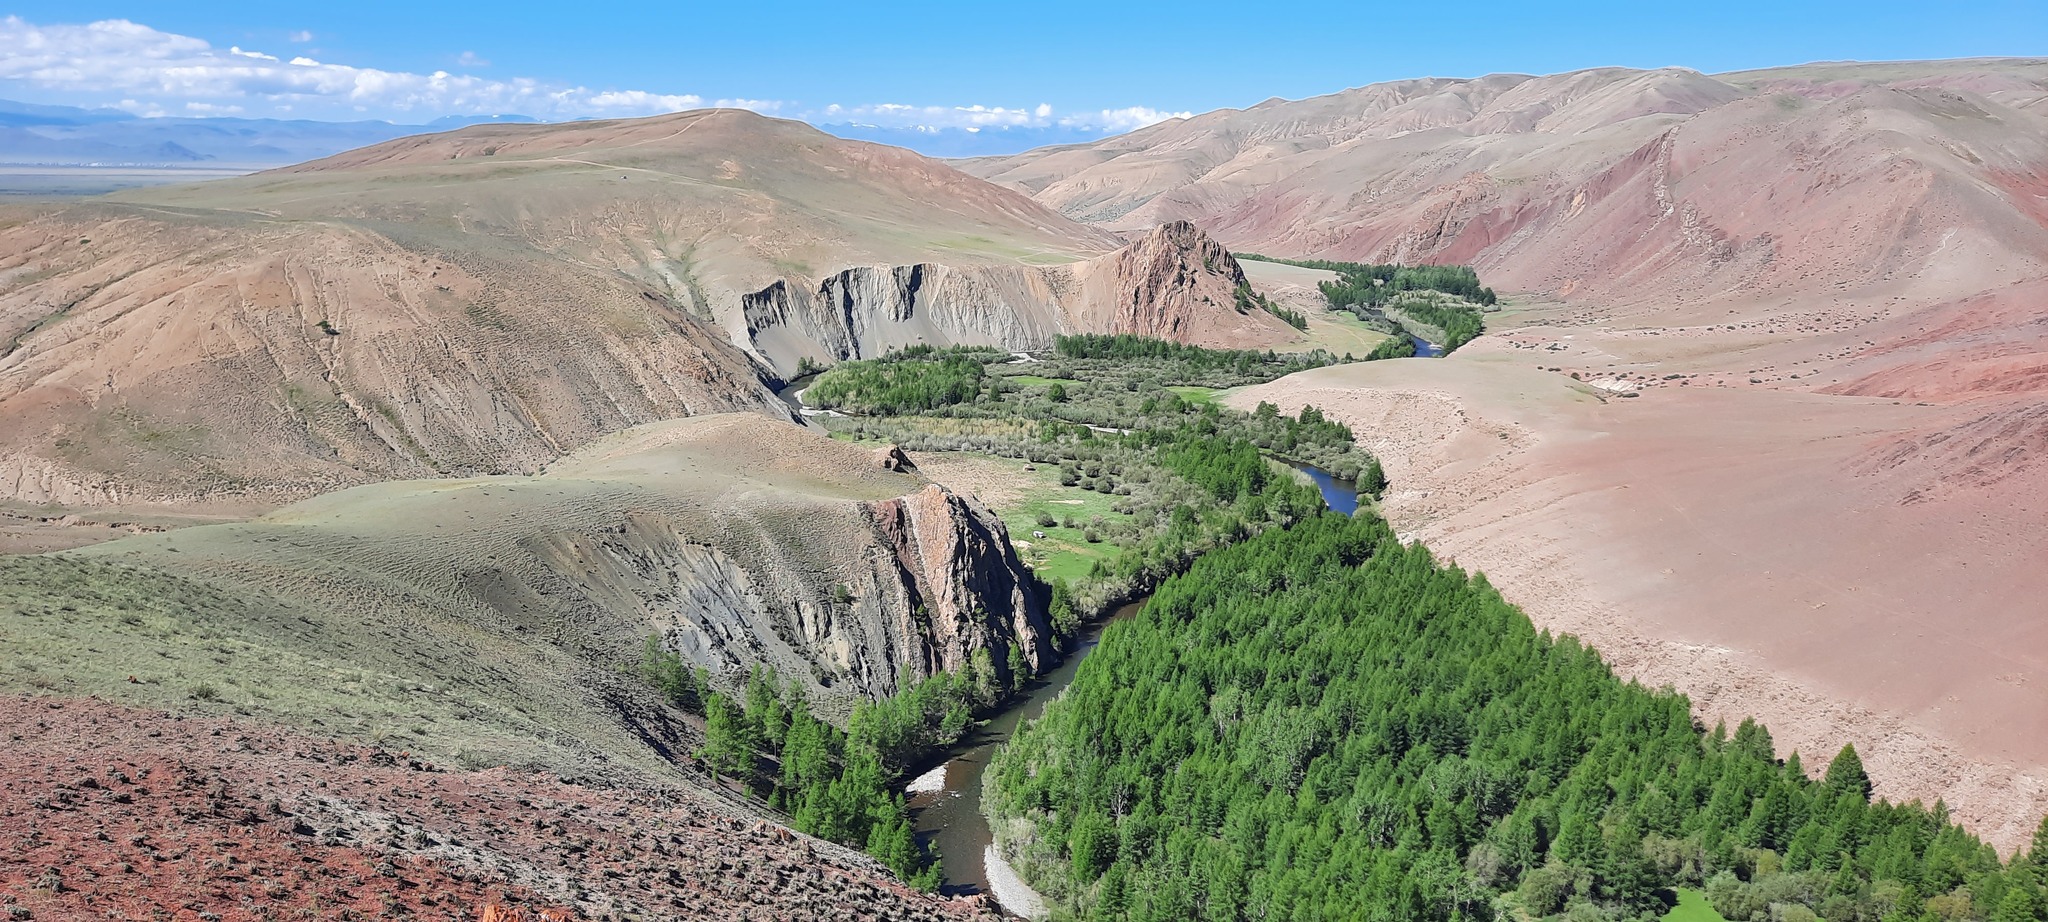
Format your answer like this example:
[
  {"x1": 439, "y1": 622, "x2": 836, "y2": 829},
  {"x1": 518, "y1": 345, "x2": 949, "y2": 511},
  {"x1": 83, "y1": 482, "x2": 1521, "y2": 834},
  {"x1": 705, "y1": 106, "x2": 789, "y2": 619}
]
[{"x1": 1118, "y1": 221, "x2": 1247, "y2": 286}]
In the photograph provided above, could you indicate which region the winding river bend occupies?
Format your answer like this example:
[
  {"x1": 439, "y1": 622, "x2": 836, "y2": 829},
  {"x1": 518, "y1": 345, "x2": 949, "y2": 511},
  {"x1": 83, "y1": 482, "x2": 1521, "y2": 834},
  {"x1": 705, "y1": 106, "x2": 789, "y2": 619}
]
[
  {"x1": 774, "y1": 363, "x2": 1364, "y2": 910},
  {"x1": 903, "y1": 462, "x2": 1360, "y2": 914}
]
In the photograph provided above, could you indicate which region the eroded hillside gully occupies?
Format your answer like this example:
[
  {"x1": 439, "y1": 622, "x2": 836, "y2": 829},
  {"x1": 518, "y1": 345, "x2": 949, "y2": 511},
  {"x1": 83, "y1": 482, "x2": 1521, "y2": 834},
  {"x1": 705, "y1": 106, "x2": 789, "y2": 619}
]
[{"x1": 902, "y1": 466, "x2": 1359, "y2": 914}]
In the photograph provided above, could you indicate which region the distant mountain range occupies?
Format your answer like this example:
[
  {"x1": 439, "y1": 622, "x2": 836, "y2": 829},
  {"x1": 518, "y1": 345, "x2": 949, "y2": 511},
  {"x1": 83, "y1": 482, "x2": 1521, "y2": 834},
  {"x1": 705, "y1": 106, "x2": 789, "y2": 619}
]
[
  {"x1": 819, "y1": 123, "x2": 1126, "y2": 158},
  {"x1": 0, "y1": 98, "x2": 541, "y2": 166},
  {"x1": 0, "y1": 97, "x2": 1129, "y2": 167}
]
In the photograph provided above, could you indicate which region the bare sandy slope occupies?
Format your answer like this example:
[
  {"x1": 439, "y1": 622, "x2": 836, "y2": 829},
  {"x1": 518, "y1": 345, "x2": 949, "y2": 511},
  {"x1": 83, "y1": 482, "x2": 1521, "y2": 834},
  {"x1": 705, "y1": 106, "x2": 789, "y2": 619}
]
[
  {"x1": 971, "y1": 60, "x2": 2048, "y2": 311},
  {"x1": 0, "y1": 112, "x2": 1274, "y2": 524},
  {"x1": 1230, "y1": 334, "x2": 2048, "y2": 852}
]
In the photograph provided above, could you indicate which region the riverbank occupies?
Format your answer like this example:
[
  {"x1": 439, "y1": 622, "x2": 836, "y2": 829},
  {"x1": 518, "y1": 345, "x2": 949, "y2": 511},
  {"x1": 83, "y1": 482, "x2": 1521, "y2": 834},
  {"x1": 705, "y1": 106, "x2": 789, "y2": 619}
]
[
  {"x1": 903, "y1": 458, "x2": 1359, "y2": 915},
  {"x1": 1223, "y1": 344, "x2": 2048, "y2": 854},
  {"x1": 904, "y1": 600, "x2": 1143, "y2": 909}
]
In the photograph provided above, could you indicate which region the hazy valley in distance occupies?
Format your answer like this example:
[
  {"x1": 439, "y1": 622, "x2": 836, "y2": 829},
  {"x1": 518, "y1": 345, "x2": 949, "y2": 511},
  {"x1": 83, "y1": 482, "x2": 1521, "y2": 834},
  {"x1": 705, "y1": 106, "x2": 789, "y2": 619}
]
[{"x1": 3, "y1": 6, "x2": 2047, "y2": 921}]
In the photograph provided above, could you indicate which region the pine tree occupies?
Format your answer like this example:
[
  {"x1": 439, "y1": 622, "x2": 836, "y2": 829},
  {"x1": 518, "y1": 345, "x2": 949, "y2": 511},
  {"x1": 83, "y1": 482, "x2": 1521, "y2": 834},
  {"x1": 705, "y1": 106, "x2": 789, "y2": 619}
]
[
  {"x1": 1826, "y1": 745, "x2": 1874, "y2": 803},
  {"x1": 745, "y1": 665, "x2": 788, "y2": 754},
  {"x1": 1995, "y1": 884, "x2": 2042, "y2": 922},
  {"x1": 697, "y1": 692, "x2": 755, "y2": 782}
]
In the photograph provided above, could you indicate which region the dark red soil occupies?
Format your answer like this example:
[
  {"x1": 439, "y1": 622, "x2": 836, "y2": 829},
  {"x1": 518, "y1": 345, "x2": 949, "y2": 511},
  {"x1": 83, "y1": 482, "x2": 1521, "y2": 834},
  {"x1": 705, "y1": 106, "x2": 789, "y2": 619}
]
[{"x1": 0, "y1": 695, "x2": 993, "y2": 922}]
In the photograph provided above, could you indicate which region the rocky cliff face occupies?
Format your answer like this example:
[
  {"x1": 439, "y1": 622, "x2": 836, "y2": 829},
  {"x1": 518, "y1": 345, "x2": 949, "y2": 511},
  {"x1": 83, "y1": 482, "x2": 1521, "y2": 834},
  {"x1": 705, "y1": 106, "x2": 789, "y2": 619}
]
[
  {"x1": 740, "y1": 264, "x2": 1069, "y2": 376},
  {"x1": 558, "y1": 480, "x2": 1054, "y2": 705},
  {"x1": 865, "y1": 484, "x2": 1049, "y2": 689},
  {"x1": 54, "y1": 415, "x2": 1050, "y2": 739},
  {"x1": 1064, "y1": 220, "x2": 1267, "y2": 342},
  {"x1": 740, "y1": 221, "x2": 1295, "y2": 375}
]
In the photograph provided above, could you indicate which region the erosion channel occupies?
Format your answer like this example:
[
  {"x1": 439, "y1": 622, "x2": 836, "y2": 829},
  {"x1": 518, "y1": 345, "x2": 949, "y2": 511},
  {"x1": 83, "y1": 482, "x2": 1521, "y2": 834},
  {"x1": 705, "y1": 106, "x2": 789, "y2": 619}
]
[{"x1": 903, "y1": 461, "x2": 1359, "y2": 915}]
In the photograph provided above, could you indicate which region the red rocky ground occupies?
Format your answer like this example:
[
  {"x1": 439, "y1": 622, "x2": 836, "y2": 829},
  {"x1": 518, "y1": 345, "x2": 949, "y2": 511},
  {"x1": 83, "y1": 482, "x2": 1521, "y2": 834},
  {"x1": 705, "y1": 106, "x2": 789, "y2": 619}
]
[{"x1": 0, "y1": 695, "x2": 993, "y2": 922}]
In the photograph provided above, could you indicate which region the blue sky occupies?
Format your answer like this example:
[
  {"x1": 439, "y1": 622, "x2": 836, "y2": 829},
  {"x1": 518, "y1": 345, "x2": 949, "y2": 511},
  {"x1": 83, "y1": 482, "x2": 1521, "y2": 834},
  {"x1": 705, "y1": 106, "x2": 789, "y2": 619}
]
[{"x1": 1, "y1": 1, "x2": 2043, "y2": 142}]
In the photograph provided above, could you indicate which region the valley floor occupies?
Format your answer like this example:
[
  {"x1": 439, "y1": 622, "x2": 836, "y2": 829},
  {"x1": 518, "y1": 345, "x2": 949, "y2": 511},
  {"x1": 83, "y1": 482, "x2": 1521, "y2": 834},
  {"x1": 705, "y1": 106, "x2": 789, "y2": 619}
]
[{"x1": 1228, "y1": 319, "x2": 2048, "y2": 854}]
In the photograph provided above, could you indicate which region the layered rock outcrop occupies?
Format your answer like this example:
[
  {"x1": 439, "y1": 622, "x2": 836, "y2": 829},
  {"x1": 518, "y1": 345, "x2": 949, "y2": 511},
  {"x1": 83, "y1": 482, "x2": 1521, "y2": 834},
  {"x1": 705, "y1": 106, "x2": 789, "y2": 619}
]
[
  {"x1": 53, "y1": 415, "x2": 1050, "y2": 744},
  {"x1": 866, "y1": 484, "x2": 1048, "y2": 689},
  {"x1": 740, "y1": 221, "x2": 1295, "y2": 375}
]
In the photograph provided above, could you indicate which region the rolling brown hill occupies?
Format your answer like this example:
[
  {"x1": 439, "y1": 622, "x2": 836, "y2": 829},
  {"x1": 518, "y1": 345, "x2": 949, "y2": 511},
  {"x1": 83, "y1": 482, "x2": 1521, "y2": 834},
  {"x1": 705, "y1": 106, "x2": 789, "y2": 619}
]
[
  {"x1": 966, "y1": 59, "x2": 2048, "y2": 311},
  {"x1": 970, "y1": 59, "x2": 2048, "y2": 848},
  {"x1": 0, "y1": 109, "x2": 1285, "y2": 528}
]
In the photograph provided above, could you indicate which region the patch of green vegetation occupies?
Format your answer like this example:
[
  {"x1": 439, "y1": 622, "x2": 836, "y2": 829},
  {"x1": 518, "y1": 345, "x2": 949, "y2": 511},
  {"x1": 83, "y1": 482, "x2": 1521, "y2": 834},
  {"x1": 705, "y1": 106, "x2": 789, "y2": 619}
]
[
  {"x1": 815, "y1": 337, "x2": 1364, "y2": 618},
  {"x1": 1233, "y1": 281, "x2": 1307, "y2": 330},
  {"x1": 1663, "y1": 888, "x2": 1729, "y2": 922},
  {"x1": 806, "y1": 346, "x2": 993, "y2": 414},
  {"x1": 1238, "y1": 254, "x2": 1496, "y2": 353},
  {"x1": 989, "y1": 511, "x2": 2024, "y2": 922},
  {"x1": 991, "y1": 463, "x2": 1133, "y2": 584},
  {"x1": 643, "y1": 642, "x2": 1023, "y2": 890},
  {"x1": 1007, "y1": 374, "x2": 1082, "y2": 388},
  {"x1": 1368, "y1": 335, "x2": 1419, "y2": 360},
  {"x1": 1387, "y1": 295, "x2": 1485, "y2": 352},
  {"x1": 1275, "y1": 306, "x2": 1398, "y2": 357}
]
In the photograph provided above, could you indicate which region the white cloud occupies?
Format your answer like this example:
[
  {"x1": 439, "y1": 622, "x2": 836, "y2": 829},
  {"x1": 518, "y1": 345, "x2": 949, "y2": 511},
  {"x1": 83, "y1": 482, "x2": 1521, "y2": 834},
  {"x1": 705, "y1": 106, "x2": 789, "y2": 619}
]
[
  {"x1": 0, "y1": 15, "x2": 1179, "y2": 141},
  {"x1": 111, "y1": 98, "x2": 163, "y2": 118},
  {"x1": 1069, "y1": 106, "x2": 1192, "y2": 131},
  {"x1": 0, "y1": 15, "x2": 724, "y2": 120},
  {"x1": 714, "y1": 98, "x2": 782, "y2": 113},
  {"x1": 812, "y1": 100, "x2": 1186, "y2": 134}
]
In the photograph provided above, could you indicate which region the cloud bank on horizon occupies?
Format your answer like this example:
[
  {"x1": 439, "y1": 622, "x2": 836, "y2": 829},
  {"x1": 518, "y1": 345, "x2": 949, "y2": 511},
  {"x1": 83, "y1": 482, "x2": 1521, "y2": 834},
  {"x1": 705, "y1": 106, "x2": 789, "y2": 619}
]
[{"x1": 0, "y1": 15, "x2": 1190, "y2": 140}]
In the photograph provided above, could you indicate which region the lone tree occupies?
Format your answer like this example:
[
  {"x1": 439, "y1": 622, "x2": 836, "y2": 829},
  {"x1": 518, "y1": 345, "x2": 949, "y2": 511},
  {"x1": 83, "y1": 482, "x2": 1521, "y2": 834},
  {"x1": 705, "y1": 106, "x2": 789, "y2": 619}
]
[{"x1": 1824, "y1": 744, "x2": 1873, "y2": 803}]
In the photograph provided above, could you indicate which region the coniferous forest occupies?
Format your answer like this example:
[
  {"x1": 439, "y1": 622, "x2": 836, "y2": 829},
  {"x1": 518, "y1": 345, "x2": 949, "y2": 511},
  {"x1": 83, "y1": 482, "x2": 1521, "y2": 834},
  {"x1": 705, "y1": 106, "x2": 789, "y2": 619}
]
[{"x1": 986, "y1": 512, "x2": 2040, "y2": 922}]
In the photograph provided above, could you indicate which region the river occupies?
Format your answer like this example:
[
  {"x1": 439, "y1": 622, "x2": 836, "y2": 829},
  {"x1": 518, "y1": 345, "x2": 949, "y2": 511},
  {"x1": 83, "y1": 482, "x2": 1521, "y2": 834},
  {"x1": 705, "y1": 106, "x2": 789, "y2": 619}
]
[
  {"x1": 1410, "y1": 334, "x2": 1444, "y2": 358},
  {"x1": 903, "y1": 599, "x2": 1144, "y2": 912},
  {"x1": 902, "y1": 461, "x2": 1356, "y2": 915},
  {"x1": 774, "y1": 373, "x2": 825, "y2": 428},
  {"x1": 1286, "y1": 461, "x2": 1362, "y2": 516}
]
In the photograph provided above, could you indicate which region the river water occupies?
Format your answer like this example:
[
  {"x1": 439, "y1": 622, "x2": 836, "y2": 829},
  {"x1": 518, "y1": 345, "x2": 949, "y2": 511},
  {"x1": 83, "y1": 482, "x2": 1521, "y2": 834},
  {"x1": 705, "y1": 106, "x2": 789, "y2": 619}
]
[
  {"x1": 1286, "y1": 461, "x2": 1362, "y2": 517},
  {"x1": 904, "y1": 600, "x2": 1143, "y2": 910},
  {"x1": 774, "y1": 374, "x2": 826, "y2": 428},
  {"x1": 903, "y1": 461, "x2": 1356, "y2": 915},
  {"x1": 1410, "y1": 335, "x2": 1444, "y2": 358}
]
